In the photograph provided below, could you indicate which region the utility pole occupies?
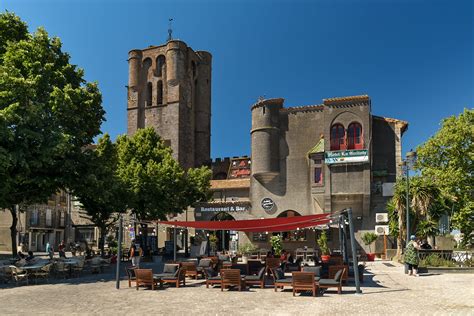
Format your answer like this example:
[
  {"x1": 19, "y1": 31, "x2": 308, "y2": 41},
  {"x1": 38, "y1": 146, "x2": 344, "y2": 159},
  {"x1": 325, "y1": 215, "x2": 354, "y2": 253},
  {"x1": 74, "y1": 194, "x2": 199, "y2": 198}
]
[
  {"x1": 115, "y1": 215, "x2": 123, "y2": 289},
  {"x1": 347, "y1": 208, "x2": 362, "y2": 294}
]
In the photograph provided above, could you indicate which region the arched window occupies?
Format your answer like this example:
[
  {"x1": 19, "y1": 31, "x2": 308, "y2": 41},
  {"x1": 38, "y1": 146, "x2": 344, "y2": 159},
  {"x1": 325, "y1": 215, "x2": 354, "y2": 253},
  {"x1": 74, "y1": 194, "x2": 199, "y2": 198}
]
[
  {"x1": 157, "y1": 81, "x2": 163, "y2": 105},
  {"x1": 330, "y1": 123, "x2": 346, "y2": 150},
  {"x1": 156, "y1": 55, "x2": 165, "y2": 77},
  {"x1": 146, "y1": 82, "x2": 152, "y2": 106},
  {"x1": 347, "y1": 122, "x2": 363, "y2": 149}
]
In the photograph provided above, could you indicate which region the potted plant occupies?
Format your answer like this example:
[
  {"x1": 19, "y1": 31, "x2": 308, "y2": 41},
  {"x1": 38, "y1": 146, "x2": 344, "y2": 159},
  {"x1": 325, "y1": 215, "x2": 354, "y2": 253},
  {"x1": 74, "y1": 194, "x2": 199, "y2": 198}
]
[
  {"x1": 270, "y1": 235, "x2": 283, "y2": 256},
  {"x1": 361, "y1": 232, "x2": 378, "y2": 261},
  {"x1": 238, "y1": 243, "x2": 257, "y2": 263},
  {"x1": 317, "y1": 230, "x2": 331, "y2": 262}
]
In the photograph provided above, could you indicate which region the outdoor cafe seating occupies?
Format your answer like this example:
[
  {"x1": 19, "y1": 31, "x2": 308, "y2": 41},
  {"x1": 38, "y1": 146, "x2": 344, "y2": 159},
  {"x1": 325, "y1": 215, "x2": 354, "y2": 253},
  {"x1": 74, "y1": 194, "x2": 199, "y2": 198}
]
[
  {"x1": 220, "y1": 269, "x2": 246, "y2": 291},
  {"x1": 271, "y1": 268, "x2": 293, "y2": 292},
  {"x1": 292, "y1": 272, "x2": 318, "y2": 297},
  {"x1": 160, "y1": 267, "x2": 186, "y2": 288},
  {"x1": 244, "y1": 267, "x2": 266, "y2": 288},
  {"x1": 318, "y1": 268, "x2": 345, "y2": 294},
  {"x1": 203, "y1": 267, "x2": 221, "y2": 288},
  {"x1": 135, "y1": 269, "x2": 159, "y2": 291}
]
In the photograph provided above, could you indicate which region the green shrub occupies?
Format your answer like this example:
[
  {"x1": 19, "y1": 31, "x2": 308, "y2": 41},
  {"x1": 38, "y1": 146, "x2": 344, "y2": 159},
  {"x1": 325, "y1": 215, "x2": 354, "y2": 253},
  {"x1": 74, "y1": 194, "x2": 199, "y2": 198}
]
[
  {"x1": 317, "y1": 231, "x2": 330, "y2": 255},
  {"x1": 239, "y1": 243, "x2": 257, "y2": 256},
  {"x1": 419, "y1": 254, "x2": 457, "y2": 267},
  {"x1": 270, "y1": 235, "x2": 283, "y2": 256}
]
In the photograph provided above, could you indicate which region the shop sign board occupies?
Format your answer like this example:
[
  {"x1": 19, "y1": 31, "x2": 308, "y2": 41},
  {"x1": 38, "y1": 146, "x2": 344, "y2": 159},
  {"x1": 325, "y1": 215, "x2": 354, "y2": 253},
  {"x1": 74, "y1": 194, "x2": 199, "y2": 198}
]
[
  {"x1": 325, "y1": 149, "x2": 369, "y2": 164},
  {"x1": 195, "y1": 204, "x2": 250, "y2": 213}
]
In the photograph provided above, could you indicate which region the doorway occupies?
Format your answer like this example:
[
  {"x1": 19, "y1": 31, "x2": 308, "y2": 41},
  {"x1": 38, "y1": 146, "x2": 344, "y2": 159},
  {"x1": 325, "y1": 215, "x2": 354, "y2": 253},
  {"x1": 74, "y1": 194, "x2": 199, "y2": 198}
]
[{"x1": 209, "y1": 212, "x2": 235, "y2": 252}]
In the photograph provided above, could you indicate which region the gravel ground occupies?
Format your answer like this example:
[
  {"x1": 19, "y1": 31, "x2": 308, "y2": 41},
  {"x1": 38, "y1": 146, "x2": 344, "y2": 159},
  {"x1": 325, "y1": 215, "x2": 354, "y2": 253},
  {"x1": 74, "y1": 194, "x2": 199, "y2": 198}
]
[{"x1": 0, "y1": 261, "x2": 472, "y2": 315}]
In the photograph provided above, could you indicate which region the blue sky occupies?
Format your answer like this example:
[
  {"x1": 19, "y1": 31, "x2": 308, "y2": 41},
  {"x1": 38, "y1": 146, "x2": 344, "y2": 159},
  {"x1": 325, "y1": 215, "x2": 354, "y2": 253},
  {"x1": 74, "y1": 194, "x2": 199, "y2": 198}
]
[{"x1": 2, "y1": 0, "x2": 473, "y2": 158}]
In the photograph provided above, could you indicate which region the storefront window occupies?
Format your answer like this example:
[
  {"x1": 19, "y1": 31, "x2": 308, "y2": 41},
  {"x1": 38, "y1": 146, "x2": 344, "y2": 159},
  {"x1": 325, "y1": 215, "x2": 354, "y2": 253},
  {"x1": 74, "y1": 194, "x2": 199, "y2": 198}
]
[{"x1": 252, "y1": 232, "x2": 268, "y2": 242}]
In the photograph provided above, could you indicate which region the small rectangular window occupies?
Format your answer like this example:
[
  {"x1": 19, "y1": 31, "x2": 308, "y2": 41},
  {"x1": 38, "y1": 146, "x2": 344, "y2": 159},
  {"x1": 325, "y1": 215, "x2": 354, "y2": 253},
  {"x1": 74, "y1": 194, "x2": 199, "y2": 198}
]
[
  {"x1": 314, "y1": 167, "x2": 323, "y2": 185},
  {"x1": 46, "y1": 209, "x2": 52, "y2": 227},
  {"x1": 30, "y1": 210, "x2": 39, "y2": 226}
]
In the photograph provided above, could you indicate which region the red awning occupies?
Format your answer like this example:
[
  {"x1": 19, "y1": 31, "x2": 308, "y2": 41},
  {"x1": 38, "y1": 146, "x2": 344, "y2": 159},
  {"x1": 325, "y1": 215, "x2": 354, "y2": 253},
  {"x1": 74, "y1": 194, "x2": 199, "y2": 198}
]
[{"x1": 157, "y1": 213, "x2": 331, "y2": 232}]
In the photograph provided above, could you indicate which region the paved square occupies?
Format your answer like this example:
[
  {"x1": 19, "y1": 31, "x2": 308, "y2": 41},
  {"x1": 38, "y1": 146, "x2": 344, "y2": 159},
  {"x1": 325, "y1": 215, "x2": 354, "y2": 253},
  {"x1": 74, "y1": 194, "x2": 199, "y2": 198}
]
[{"x1": 0, "y1": 261, "x2": 472, "y2": 315}]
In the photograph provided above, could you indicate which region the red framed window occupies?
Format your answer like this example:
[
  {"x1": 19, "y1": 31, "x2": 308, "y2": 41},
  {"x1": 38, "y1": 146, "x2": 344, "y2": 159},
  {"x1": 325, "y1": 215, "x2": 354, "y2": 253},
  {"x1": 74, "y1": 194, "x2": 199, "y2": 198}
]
[
  {"x1": 330, "y1": 123, "x2": 346, "y2": 150},
  {"x1": 347, "y1": 122, "x2": 363, "y2": 149},
  {"x1": 314, "y1": 167, "x2": 323, "y2": 185}
]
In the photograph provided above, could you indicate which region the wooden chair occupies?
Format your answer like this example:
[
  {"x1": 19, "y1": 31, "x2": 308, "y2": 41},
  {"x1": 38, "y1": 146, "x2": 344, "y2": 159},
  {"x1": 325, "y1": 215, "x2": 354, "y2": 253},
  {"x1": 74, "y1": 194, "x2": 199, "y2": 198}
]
[
  {"x1": 72, "y1": 259, "x2": 85, "y2": 277},
  {"x1": 90, "y1": 257, "x2": 103, "y2": 274},
  {"x1": 270, "y1": 268, "x2": 292, "y2": 292},
  {"x1": 135, "y1": 269, "x2": 159, "y2": 290},
  {"x1": 54, "y1": 261, "x2": 68, "y2": 279},
  {"x1": 295, "y1": 248, "x2": 305, "y2": 261},
  {"x1": 125, "y1": 266, "x2": 137, "y2": 287},
  {"x1": 328, "y1": 265, "x2": 349, "y2": 284},
  {"x1": 32, "y1": 263, "x2": 52, "y2": 284},
  {"x1": 265, "y1": 258, "x2": 281, "y2": 275},
  {"x1": 10, "y1": 266, "x2": 28, "y2": 286},
  {"x1": 196, "y1": 259, "x2": 212, "y2": 278},
  {"x1": 203, "y1": 268, "x2": 221, "y2": 288},
  {"x1": 203, "y1": 257, "x2": 219, "y2": 269},
  {"x1": 318, "y1": 268, "x2": 345, "y2": 294},
  {"x1": 181, "y1": 261, "x2": 199, "y2": 279},
  {"x1": 292, "y1": 272, "x2": 318, "y2": 297},
  {"x1": 161, "y1": 268, "x2": 186, "y2": 288},
  {"x1": 221, "y1": 269, "x2": 246, "y2": 291},
  {"x1": 245, "y1": 267, "x2": 266, "y2": 289}
]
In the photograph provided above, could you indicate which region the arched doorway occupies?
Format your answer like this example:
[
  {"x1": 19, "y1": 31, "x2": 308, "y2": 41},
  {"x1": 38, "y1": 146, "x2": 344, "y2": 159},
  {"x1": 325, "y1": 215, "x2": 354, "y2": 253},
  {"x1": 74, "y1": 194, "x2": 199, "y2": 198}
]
[
  {"x1": 275, "y1": 210, "x2": 307, "y2": 241},
  {"x1": 209, "y1": 212, "x2": 235, "y2": 252}
]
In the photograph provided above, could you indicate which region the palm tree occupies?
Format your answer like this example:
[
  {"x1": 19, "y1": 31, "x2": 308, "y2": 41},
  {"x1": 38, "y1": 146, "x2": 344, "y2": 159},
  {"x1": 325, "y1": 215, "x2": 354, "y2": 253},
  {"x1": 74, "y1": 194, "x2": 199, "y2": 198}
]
[
  {"x1": 410, "y1": 177, "x2": 440, "y2": 245},
  {"x1": 391, "y1": 180, "x2": 408, "y2": 257}
]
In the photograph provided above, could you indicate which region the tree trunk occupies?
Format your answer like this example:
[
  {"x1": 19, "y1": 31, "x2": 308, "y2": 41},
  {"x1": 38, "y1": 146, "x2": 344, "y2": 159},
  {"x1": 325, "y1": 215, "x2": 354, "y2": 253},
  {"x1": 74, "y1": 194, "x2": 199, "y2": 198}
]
[
  {"x1": 9, "y1": 206, "x2": 18, "y2": 257},
  {"x1": 396, "y1": 212, "x2": 403, "y2": 257},
  {"x1": 99, "y1": 226, "x2": 107, "y2": 257}
]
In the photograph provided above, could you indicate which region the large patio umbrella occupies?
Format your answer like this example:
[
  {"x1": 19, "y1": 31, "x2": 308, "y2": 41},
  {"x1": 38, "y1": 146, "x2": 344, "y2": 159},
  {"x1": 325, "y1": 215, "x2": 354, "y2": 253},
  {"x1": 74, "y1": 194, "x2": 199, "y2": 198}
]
[{"x1": 156, "y1": 213, "x2": 331, "y2": 232}]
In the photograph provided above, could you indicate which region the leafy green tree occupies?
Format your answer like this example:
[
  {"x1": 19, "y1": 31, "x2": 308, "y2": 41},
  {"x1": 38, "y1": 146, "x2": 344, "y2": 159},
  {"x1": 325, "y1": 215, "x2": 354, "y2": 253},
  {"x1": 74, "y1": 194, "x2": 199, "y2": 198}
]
[
  {"x1": 116, "y1": 127, "x2": 211, "y2": 221},
  {"x1": 0, "y1": 13, "x2": 105, "y2": 256},
  {"x1": 415, "y1": 109, "x2": 474, "y2": 245},
  {"x1": 71, "y1": 134, "x2": 127, "y2": 256},
  {"x1": 389, "y1": 176, "x2": 439, "y2": 255}
]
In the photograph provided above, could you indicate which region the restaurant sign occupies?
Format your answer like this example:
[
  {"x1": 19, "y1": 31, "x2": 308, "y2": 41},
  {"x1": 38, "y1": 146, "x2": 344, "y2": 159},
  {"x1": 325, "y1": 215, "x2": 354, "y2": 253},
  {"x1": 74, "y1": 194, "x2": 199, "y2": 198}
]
[
  {"x1": 195, "y1": 204, "x2": 250, "y2": 213},
  {"x1": 325, "y1": 150, "x2": 369, "y2": 164}
]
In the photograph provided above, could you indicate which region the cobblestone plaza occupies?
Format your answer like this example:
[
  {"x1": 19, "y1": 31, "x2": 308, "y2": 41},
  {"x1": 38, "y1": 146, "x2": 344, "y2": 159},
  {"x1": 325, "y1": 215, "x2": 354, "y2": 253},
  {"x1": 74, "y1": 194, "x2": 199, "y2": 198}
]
[{"x1": 1, "y1": 261, "x2": 472, "y2": 315}]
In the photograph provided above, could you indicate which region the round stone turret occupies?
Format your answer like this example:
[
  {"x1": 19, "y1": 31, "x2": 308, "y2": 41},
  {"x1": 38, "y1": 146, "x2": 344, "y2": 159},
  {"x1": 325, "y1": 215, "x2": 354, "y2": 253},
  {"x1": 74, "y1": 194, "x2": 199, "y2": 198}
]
[{"x1": 250, "y1": 98, "x2": 284, "y2": 182}]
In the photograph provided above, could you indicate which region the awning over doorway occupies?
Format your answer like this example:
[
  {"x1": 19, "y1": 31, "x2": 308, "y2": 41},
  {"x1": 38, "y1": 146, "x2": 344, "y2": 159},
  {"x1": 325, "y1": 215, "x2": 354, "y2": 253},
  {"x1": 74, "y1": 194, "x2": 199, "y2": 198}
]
[{"x1": 156, "y1": 213, "x2": 331, "y2": 232}]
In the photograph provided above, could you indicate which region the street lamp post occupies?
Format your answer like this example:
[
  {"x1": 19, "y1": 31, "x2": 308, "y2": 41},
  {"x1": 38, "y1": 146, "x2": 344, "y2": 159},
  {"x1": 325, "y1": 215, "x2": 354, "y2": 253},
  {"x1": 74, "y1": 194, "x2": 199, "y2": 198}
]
[{"x1": 399, "y1": 150, "x2": 416, "y2": 274}]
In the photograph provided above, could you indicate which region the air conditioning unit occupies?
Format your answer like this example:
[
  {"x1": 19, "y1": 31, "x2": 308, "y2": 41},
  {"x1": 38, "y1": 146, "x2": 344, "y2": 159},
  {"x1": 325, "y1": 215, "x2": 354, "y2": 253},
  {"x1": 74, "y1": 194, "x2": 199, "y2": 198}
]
[
  {"x1": 375, "y1": 225, "x2": 389, "y2": 235},
  {"x1": 375, "y1": 213, "x2": 389, "y2": 223}
]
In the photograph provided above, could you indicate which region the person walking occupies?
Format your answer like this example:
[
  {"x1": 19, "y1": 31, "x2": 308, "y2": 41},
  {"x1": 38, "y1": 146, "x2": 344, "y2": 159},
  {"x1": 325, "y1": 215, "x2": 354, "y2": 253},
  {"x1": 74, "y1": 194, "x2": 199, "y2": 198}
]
[
  {"x1": 46, "y1": 241, "x2": 54, "y2": 260},
  {"x1": 130, "y1": 240, "x2": 143, "y2": 268},
  {"x1": 58, "y1": 240, "x2": 66, "y2": 258},
  {"x1": 404, "y1": 235, "x2": 420, "y2": 276}
]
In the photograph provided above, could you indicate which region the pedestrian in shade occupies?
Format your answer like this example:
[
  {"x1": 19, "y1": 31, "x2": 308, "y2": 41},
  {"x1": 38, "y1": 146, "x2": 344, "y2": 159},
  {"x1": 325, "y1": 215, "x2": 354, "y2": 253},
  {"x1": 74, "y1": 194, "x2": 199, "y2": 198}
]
[{"x1": 405, "y1": 235, "x2": 420, "y2": 276}]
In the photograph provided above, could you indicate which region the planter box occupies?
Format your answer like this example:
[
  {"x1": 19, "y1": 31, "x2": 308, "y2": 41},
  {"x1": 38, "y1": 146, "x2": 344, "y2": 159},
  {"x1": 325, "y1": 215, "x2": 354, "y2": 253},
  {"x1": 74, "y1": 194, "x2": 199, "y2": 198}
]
[{"x1": 421, "y1": 267, "x2": 474, "y2": 274}]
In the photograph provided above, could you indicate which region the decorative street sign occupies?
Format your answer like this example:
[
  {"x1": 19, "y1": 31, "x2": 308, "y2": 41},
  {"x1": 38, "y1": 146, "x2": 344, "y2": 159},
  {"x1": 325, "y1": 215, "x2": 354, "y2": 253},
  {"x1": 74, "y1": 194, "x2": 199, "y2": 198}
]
[
  {"x1": 325, "y1": 149, "x2": 369, "y2": 164},
  {"x1": 261, "y1": 197, "x2": 275, "y2": 211}
]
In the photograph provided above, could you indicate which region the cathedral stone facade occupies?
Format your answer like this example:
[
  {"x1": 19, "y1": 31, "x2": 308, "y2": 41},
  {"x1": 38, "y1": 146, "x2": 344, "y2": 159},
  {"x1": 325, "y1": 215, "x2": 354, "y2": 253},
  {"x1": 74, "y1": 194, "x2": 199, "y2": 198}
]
[
  {"x1": 127, "y1": 40, "x2": 211, "y2": 169},
  {"x1": 127, "y1": 39, "x2": 407, "y2": 254}
]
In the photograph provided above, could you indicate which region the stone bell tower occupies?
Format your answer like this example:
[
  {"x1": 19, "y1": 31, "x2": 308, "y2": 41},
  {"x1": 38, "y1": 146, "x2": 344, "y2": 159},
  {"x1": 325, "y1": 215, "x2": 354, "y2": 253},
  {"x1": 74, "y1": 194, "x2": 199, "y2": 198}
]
[{"x1": 127, "y1": 40, "x2": 212, "y2": 169}]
